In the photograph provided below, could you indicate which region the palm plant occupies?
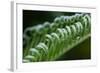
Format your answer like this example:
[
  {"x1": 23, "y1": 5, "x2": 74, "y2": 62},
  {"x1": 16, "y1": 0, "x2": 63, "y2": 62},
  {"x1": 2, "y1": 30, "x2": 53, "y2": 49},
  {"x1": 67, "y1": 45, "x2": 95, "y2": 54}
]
[{"x1": 23, "y1": 13, "x2": 91, "y2": 62}]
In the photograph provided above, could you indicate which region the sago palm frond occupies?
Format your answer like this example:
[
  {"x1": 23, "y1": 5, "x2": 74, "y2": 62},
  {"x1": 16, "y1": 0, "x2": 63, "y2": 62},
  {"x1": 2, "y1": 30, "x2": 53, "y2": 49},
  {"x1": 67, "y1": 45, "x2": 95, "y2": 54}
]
[{"x1": 23, "y1": 13, "x2": 91, "y2": 62}]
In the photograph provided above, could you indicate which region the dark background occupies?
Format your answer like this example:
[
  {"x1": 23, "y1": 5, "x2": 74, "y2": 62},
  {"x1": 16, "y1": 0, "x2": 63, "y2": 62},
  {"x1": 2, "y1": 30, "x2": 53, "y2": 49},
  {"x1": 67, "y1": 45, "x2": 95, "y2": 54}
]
[{"x1": 23, "y1": 10, "x2": 77, "y2": 31}]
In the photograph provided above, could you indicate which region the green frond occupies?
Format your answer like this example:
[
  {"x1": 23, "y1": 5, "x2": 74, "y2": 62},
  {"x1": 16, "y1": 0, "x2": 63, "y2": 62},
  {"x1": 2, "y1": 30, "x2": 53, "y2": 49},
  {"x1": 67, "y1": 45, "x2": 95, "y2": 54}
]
[{"x1": 23, "y1": 13, "x2": 91, "y2": 62}]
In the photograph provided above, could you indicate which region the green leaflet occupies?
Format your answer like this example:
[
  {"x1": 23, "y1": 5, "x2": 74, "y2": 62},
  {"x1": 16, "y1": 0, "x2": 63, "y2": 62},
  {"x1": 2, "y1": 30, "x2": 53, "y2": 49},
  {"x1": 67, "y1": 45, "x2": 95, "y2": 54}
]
[
  {"x1": 25, "y1": 55, "x2": 37, "y2": 62},
  {"x1": 29, "y1": 48, "x2": 41, "y2": 61},
  {"x1": 51, "y1": 33, "x2": 60, "y2": 58},
  {"x1": 23, "y1": 14, "x2": 91, "y2": 62},
  {"x1": 70, "y1": 25, "x2": 77, "y2": 37}
]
